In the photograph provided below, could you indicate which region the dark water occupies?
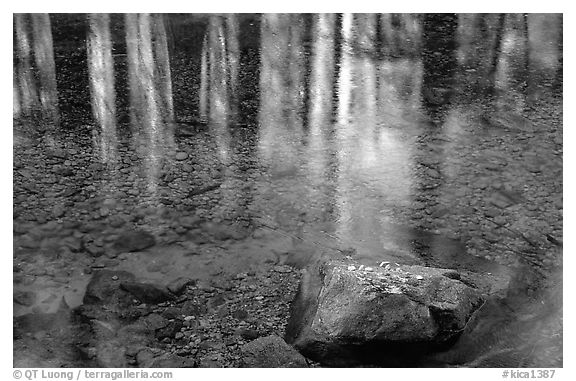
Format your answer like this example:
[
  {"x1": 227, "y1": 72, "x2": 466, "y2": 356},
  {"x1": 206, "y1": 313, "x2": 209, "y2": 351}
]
[{"x1": 13, "y1": 13, "x2": 562, "y2": 367}]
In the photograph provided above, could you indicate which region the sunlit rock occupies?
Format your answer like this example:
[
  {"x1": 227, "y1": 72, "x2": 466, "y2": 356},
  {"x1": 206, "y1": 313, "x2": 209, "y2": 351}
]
[{"x1": 285, "y1": 258, "x2": 485, "y2": 366}]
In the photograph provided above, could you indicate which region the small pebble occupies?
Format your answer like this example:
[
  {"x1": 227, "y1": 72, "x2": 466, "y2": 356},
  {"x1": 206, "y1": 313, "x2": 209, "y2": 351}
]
[{"x1": 175, "y1": 152, "x2": 188, "y2": 161}]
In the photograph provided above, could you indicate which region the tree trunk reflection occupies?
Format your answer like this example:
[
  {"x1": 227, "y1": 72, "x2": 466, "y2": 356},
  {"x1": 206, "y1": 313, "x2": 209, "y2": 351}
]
[
  {"x1": 14, "y1": 13, "x2": 59, "y2": 127},
  {"x1": 87, "y1": 13, "x2": 118, "y2": 165}
]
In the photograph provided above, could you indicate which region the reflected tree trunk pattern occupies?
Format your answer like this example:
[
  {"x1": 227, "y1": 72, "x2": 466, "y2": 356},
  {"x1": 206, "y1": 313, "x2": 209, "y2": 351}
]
[
  {"x1": 125, "y1": 14, "x2": 142, "y2": 133},
  {"x1": 237, "y1": 16, "x2": 261, "y2": 128},
  {"x1": 354, "y1": 15, "x2": 379, "y2": 173},
  {"x1": 377, "y1": 14, "x2": 420, "y2": 59},
  {"x1": 137, "y1": 13, "x2": 162, "y2": 188},
  {"x1": 460, "y1": 13, "x2": 499, "y2": 96},
  {"x1": 125, "y1": 13, "x2": 175, "y2": 134},
  {"x1": 379, "y1": 14, "x2": 394, "y2": 58},
  {"x1": 208, "y1": 15, "x2": 230, "y2": 130},
  {"x1": 199, "y1": 33, "x2": 209, "y2": 122},
  {"x1": 334, "y1": 13, "x2": 355, "y2": 241},
  {"x1": 309, "y1": 14, "x2": 336, "y2": 130},
  {"x1": 287, "y1": 15, "x2": 306, "y2": 129},
  {"x1": 13, "y1": 71, "x2": 21, "y2": 117},
  {"x1": 333, "y1": 13, "x2": 416, "y2": 251},
  {"x1": 355, "y1": 13, "x2": 378, "y2": 55},
  {"x1": 208, "y1": 15, "x2": 232, "y2": 164},
  {"x1": 332, "y1": 14, "x2": 343, "y2": 113},
  {"x1": 300, "y1": 14, "x2": 314, "y2": 129},
  {"x1": 14, "y1": 13, "x2": 59, "y2": 127},
  {"x1": 258, "y1": 14, "x2": 307, "y2": 170},
  {"x1": 163, "y1": 14, "x2": 176, "y2": 57},
  {"x1": 224, "y1": 14, "x2": 240, "y2": 119},
  {"x1": 31, "y1": 14, "x2": 59, "y2": 127},
  {"x1": 202, "y1": 15, "x2": 245, "y2": 224},
  {"x1": 307, "y1": 13, "x2": 336, "y2": 205},
  {"x1": 421, "y1": 13, "x2": 458, "y2": 123},
  {"x1": 554, "y1": 15, "x2": 563, "y2": 91},
  {"x1": 14, "y1": 14, "x2": 37, "y2": 118},
  {"x1": 125, "y1": 13, "x2": 175, "y2": 191},
  {"x1": 255, "y1": 14, "x2": 307, "y2": 133},
  {"x1": 523, "y1": 13, "x2": 530, "y2": 96},
  {"x1": 137, "y1": 13, "x2": 160, "y2": 143},
  {"x1": 490, "y1": 13, "x2": 506, "y2": 94},
  {"x1": 375, "y1": 14, "x2": 384, "y2": 59},
  {"x1": 258, "y1": 13, "x2": 288, "y2": 161},
  {"x1": 336, "y1": 13, "x2": 354, "y2": 124},
  {"x1": 87, "y1": 13, "x2": 118, "y2": 164},
  {"x1": 153, "y1": 14, "x2": 175, "y2": 125},
  {"x1": 399, "y1": 14, "x2": 421, "y2": 58}
]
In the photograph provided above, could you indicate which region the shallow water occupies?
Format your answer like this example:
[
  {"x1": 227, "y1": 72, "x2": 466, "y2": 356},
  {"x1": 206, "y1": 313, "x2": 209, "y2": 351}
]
[{"x1": 13, "y1": 13, "x2": 562, "y2": 367}]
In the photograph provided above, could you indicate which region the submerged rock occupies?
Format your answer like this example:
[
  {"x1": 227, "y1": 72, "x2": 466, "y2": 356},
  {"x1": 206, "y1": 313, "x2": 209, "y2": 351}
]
[
  {"x1": 285, "y1": 259, "x2": 485, "y2": 367},
  {"x1": 147, "y1": 353, "x2": 196, "y2": 368},
  {"x1": 83, "y1": 270, "x2": 136, "y2": 306},
  {"x1": 14, "y1": 290, "x2": 37, "y2": 306},
  {"x1": 120, "y1": 282, "x2": 174, "y2": 304},
  {"x1": 241, "y1": 335, "x2": 308, "y2": 368},
  {"x1": 112, "y1": 229, "x2": 156, "y2": 252},
  {"x1": 167, "y1": 276, "x2": 195, "y2": 295},
  {"x1": 96, "y1": 339, "x2": 127, "y2": 367},
  {"x1": 201, "y1": 222, "x2": 248, "y2": 241}
]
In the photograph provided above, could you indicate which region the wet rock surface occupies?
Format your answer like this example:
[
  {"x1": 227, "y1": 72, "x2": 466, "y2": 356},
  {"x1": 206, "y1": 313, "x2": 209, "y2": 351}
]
[{"x1": 285, "y1": 259, "x2": 485, "y2": 366}]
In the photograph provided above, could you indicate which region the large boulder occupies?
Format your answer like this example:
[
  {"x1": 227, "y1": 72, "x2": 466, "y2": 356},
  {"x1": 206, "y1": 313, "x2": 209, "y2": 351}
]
[{"x1": 285, "y1": 259, "x2": 485, "y2": 366}]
